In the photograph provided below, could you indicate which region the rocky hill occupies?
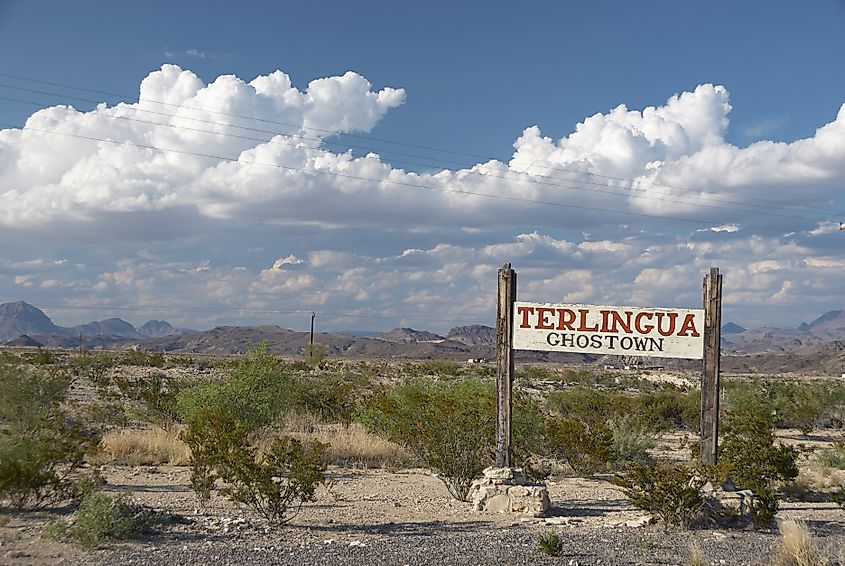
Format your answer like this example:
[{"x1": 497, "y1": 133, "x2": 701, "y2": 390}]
[
  {"x1": 447, "y1": 325, "x2": 496, "y2": 346},
  {"x1": 2, "y1": 300, "x2": 845, "y2": 373},
  {"x1": 0, "y1": 301, "x2": 66, "y2": 341},
  {"x1": 375, "y1": 328, "x2": 446, "y2": 344}
]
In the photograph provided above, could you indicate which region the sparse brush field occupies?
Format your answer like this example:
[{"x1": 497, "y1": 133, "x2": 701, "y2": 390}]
[{"x1": 1, "y1": 347, "x2": 844, "y2": 565}]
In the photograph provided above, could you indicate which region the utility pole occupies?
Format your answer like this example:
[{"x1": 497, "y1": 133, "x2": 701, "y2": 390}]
[{"x1": 310, "y1": 311, "x2": 316, "y2": 347}]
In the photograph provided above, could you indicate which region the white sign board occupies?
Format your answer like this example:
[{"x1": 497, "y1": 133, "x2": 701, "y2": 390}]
[{"x1": 512, "y1": 301, "x2": 705, "y2": 360}]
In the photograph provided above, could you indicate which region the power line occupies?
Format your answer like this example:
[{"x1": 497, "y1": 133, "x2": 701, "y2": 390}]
[
  {"x1": 0, "y1": 72, "x2": 838, "y2": 219},
  {"x1": 3, "y1": 121, "x2": 810, "y2": 235},
  {"x1": 0, "y1": 93, "x2": 824, "y2": 222}
]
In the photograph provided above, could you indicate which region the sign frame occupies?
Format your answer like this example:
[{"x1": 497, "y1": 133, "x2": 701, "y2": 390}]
[{"x1": 494, "y1": 264, "x2": 722, "y2": 468}]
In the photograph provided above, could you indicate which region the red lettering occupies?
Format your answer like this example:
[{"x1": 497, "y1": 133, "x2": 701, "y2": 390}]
[
  {"x1": 536, "y1": 307, "x2": 555, "y2": 330},
  {"x1": 634, "y1": 312, "x2": 654, "y2": 334},
  {"x1": 556, "y1": 308, "x2": 576, "y2": 330},
  {"x1": 577, "y1": 309, "x2": 599, "y2": 332},
  {"x1": 677, "y1": 314, "x2": 700, "y2": 337},
  {"x1": 608, "y1": 311, "x2": 632, "y2": 333},
  {"x1": 517, "y1": 306, "x2": 534, "y2": 329},
  {"x1": 600, "y1": 310, "x2": 612, "y2": 332},
  {"x1": 655, "y1": 312, "x2": 677, "y2": 336}
]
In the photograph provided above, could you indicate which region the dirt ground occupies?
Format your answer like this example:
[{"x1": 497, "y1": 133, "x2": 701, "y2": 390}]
[{"x1": 2, "y1": 461, "x2": 844, "y2": 566}]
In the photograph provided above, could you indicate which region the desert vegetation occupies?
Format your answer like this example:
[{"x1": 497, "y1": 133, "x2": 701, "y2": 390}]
[{"x1": 1, "y1": 346, "x2": 844, "y2": 563}]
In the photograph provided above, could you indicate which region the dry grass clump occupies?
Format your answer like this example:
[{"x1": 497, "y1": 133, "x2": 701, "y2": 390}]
[
  {"x1": 775, "y1": 518, "x2": 827, "y2": 566},
  {"x1": 686, "y1": 541, "x2": 706, "y2": 566},
  {"x1": 100, "y1": 426, "x2": 190, "y2": 466},
  {"x1": 274, "y1": 412, "x2": 412, "y2": 468}
]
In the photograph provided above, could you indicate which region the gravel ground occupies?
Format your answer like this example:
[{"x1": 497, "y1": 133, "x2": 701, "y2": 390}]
[{"x1": 3, "y1": 466, "x2": 845, "y2": 565}]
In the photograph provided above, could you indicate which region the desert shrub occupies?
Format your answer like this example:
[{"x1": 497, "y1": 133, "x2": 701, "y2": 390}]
[
  {"x1": 414, "y1": 359, "x2": 461, "y2": 377},
  {"x1": 176, "y1": 343, "x2": 293, "y2": 430},
  {"x1": 546, "y1": 414, "x2": 613, "y2": 474},
  {"x1": 28, "y1": 348, "x2": 58, "y2": 365},
  {"x1": 304, "y1": 343, "x2": 327, "y2": 368},
  {"x1": 610, "y1": 418, "x2": 656, "y2": 468},
  {"x1": 628, "y1": 388, "x2": 700, "y2": 433},
  {"x1": 546, "y1": 386, "x2": 625, "y2": 422},
  {"x1": 538, "y1": 533, "x2": 564, "y2": 557},
  {"x1": 182, "y1": 406, "x2": 326, "y2": 524},
  {"x1": 511, "y1": 394, "x2": 552, "y2": 481},
  {"x1": 724, "y1": 380, "x2": 845, "y2": 433},
  {"x1": 291, "y1": 372, "x2": 373, "y2": 426},
  {"x1": 615, "y1": 462, "x2": 706, "y2": 530},
  {"x1": 360, "y1": 379, "x2": 494, "y2": 501},
  {"x1": 43, "y1": 490, "x2": 156, "y2": 549},
  {"x1": 715, "y1": 408, "x2": 800, "y2": 527},
  {"x1": 831, "y1": 487, "x2": 845, "y2": 511},
  {"x1": 517, "y1": 365, "x2": 557, "y2": 381},
  {"x1": 0, "y1": 365, "x2": 97, "y2": 509},
  {"x1": 817, "y1": 441, "x2": 845, "y2": 470},
  {"x1": 69, "y1": 352, "x2": 115, "y2": 387},
  {"x1": 0, "y1": 364, "x2": 70, "y2": 432},
  {"x1": 0, "y1": 351, "x2": 23, "y2": 366},
  {"x1": 120, "y1": 350, "x2": 165, "y2": 368},
  {"x1": 114, "y1": 372, "x2": 187, "y2": 428}
]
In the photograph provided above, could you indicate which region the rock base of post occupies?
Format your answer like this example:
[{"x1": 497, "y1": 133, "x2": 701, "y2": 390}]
[{"x1": 469, "y1": 467, "x2": 550, "y2": 516}]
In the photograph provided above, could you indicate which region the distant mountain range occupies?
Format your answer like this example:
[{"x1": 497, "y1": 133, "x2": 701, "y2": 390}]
[
  {"x1": 2, "y1": 301, "x2": 845, "y2": 373},
  {"x1": 0, "y1": 301, "x2": 195, "y2": 345},
  {"x1": 719, "y1": 310, "x2": 845, "y2": 355}
]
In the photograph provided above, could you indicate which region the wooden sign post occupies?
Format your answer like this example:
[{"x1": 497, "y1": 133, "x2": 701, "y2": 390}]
[
  {"x1": 495, "y1": 263, "x2": 516, "y2": 468},
  {"x1": 699, "y1": 267, "x2": 723, "y2": 465}
]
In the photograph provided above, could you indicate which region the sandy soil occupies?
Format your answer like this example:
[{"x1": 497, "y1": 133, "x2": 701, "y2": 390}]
[{"x1": 2, "y1": 464, "x2": 844, "y2": 566}]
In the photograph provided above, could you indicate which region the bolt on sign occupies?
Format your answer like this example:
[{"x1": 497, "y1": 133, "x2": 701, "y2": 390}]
[{"x1": 512, "y1": 302, "x2": 704, "y2": 359}]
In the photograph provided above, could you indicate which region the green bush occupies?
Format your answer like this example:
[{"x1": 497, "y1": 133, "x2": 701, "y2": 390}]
[
  {"x1": 629, "y1": 388, "x2": 700, "y2": 433},
  {"x1": 176, "y1": 343, "x2": 293, "y2": 430},
  {"x1": 290, "y1": 372, "x2": 373, "y2": 427},
  {"x1": 615, "y1": 463, "x2": 705, "y2": 530},
  {"x1": 538, "y1": 533, "x2": 564, "y2": 557},
  {"x1": 28, "y1": 348, "x2": 58, "y2": 365},
  {"x1": 0, "y1": 365, "x2": 97, "y2": 509},
  {"x1": 114, "y1": 372, "x2": 187, "y2": 428},
  {"x1": 44, "y1": 490, "x2": 155, "y2": 549},
  {"x1": 69, "y1": 352, "x2": 115, "y2": 387},
  {"x1": 360, "y1": 379, "x2": 494, "y2": 501},
  {"x1": 610, "y1": 418, "x2": 655, "y2": 468},
  {"x1": 723, "y1": 379, "x2": 845, "y2": 433},
  {"x1": 715, "y1": 408, "x2": 800, "y2": 527},
  {"x1": 182, "y1": 406, "x2": 326, "y2": 524},
  {"x1": 120, "y1": 350, "x2": 165, "y2": 368},
  {"x1": 414, "y1": 359, "x2": 461, "y2": 377},
  {"x1": 304, "y1": 343, "x2": 327, "y2": 368},
  {"x1": 546, "y1": 414, "x2": 613, "y2": 474},
  {"x1": 817, "y1": 441, "x2": 845, "y2": 470}
]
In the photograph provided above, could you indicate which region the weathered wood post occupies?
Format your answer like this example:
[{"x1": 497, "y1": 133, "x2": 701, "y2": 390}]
[
  {"x1": 700, "y1": 267, "x2": 722, "y2": 465},
  {"x1": 496, "y1": 262, "x2": 516, "y2": 468}
]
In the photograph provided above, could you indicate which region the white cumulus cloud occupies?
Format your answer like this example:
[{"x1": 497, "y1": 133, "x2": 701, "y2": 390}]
[{"x1": 1, "y1": 67, "x2": 844, "y2": 331}]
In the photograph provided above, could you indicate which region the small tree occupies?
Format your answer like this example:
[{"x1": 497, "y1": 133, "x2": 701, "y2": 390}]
[
  {"x1": 0, "y1": 365, "x2": 97, "y2": 509},
  {"x1": 615, "y1": 463, "x2": 706, "y2": 530},
  {"x1": 360, "y1": 379, "x2": 495, "y2": 501},
  {"x1": 182, "y1": 406, "x2": 326, "y2": 525}
]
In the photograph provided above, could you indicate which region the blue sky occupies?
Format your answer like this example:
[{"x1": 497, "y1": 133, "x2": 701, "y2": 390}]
[{"x1": 1, "y1": 1, "x2": 844, "y2": 332}]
